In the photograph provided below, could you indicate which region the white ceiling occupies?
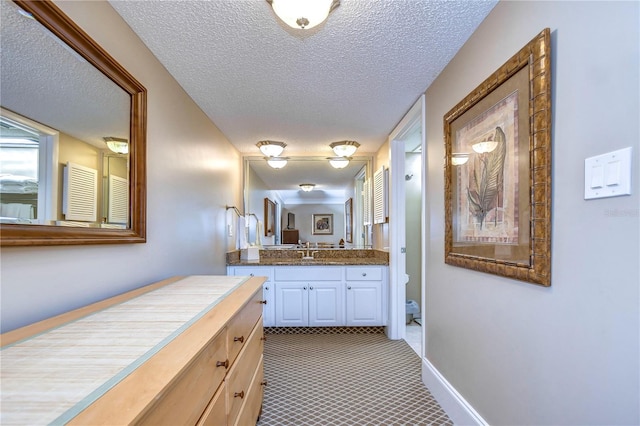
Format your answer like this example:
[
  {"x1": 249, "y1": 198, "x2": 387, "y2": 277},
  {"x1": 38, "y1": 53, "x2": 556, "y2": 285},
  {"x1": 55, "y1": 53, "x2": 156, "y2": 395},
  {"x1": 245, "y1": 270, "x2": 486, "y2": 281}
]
[{"x1": 109, "y1": 0, "x2": 497, "y2": 157}]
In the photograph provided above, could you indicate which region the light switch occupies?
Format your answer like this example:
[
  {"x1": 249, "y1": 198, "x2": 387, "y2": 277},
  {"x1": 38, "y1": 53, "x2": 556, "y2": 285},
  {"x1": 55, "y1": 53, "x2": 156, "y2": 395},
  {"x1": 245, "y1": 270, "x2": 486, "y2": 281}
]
[
  {"x1": 606, "y1": 160, "x2": 621, "y2": 186},
  {"x1": 584, "y1": 147, "x2": 633, "y2": 199},
  {"x1": 590, "y1": 165, "x2": 604, "y2": 189}
]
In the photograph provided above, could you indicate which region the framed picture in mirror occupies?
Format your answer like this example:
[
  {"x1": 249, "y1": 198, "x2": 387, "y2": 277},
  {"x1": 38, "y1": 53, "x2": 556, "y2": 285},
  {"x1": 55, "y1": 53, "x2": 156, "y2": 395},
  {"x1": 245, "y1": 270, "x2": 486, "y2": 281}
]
[
  {"x1": 345, "y1": 198, "x2": 353, "y2": 243},
  {"x1": 264, "y1": 197, "x2": 275, "y2": 237},
  {"x1": 312, "y1": 213, "x2": 333, "y2": 235}
]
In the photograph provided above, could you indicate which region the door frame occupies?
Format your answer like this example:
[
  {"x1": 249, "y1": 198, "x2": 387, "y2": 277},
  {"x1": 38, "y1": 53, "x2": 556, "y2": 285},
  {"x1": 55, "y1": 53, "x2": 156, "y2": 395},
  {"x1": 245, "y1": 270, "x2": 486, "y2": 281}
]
[{"x1": 387, "y1": 95, "x2": 425, "y2": 341}]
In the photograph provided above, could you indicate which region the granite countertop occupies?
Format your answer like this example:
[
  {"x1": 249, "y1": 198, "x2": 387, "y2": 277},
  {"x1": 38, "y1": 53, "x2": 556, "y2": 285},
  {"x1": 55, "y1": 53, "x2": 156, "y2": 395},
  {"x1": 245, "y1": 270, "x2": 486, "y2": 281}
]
[{"x1": 226, "y1": 248, "x2": 389, "y2": 266}]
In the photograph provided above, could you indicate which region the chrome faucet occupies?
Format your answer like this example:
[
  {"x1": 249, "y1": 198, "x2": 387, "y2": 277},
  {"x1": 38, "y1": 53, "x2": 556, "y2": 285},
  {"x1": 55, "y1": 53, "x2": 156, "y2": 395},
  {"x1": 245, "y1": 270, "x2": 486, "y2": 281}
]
[{"x1": 297, "y1": 242, "x2": 319, "y2": 260}]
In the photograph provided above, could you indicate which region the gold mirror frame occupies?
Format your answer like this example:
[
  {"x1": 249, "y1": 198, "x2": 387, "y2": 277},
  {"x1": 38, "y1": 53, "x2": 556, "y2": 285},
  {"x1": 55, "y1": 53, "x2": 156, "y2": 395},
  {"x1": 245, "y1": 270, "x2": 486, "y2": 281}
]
[
  {"x1": 444, "y1": 28, "x2": 551, "y2": 286},
  {"x1": 1, "y1": 0, "x2": 147, "y2": 246}
]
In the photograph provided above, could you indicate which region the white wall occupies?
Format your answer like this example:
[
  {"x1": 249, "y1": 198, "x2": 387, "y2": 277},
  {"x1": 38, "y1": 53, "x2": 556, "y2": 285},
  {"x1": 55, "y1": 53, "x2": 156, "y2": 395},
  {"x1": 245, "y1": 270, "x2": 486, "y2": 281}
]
[
  {"x1": 0, "y1": 1, "x2": 242, "y2": 333},
  {"x1": 424, "y1": 1, "x2": 639, "y2": 424}
]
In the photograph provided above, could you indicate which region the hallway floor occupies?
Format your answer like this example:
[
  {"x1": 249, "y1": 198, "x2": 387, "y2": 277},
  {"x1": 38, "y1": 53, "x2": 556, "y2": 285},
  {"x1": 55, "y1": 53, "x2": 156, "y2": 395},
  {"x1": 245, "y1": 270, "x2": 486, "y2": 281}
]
[{"x1": 258, "y1": 331, "x2": 451, "y2": 425}]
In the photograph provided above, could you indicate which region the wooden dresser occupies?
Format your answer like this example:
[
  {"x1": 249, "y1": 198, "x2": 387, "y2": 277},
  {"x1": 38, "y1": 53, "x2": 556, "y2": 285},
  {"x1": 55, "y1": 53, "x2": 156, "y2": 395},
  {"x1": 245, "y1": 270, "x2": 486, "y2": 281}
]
[{"x1": 0, "y1": 275, "x2": 266, "y2": 425}]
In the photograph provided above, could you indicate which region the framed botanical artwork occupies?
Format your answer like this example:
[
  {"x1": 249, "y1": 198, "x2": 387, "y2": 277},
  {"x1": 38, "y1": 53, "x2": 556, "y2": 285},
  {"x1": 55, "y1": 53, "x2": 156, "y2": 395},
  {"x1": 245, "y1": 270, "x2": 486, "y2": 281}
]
[
  {"x1": 444, "y1": 28, "x2": 552, "y2": 286},
  {"x1": 345, "y1": 198, "x2": 353, "y2": 243},
  {"x1": 312, "y1": 213, "x2": 333, "y2": 235}
]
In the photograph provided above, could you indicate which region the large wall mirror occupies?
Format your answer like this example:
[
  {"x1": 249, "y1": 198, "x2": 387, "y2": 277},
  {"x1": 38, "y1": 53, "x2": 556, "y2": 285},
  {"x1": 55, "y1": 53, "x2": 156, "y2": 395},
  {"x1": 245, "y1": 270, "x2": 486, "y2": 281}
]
[
  {"x1": 243, "y1": 156, "x2": 372, "y2": 248},
  {"x1": 0, "y1": 0, "x2": 147, "y2": 246}
]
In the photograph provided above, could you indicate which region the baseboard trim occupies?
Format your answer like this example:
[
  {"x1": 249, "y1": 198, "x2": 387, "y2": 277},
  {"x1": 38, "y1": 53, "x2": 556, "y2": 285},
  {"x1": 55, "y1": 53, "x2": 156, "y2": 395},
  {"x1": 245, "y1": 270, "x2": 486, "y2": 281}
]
[{"x1": 422, "y1": 358, "x2": 488, "y2": 426}]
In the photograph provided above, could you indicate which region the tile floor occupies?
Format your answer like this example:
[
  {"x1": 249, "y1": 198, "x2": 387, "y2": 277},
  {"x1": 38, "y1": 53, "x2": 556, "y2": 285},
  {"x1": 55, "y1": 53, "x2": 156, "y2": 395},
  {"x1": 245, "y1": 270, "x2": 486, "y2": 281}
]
[
  {"x1": 405, "y1": 321, "x2": 422, "y2": 357},
  {"x1": 258, "y1": 331, "x2": 451, "y2": 425}
]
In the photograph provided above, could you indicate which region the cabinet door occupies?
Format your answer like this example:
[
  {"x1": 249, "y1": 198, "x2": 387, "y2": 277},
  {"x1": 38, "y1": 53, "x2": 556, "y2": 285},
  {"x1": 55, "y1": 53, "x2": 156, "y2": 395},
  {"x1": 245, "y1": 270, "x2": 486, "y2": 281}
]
[
  {"x1": 262, "y1": 283, "x2": 275, "y2": 327},
  {"x1": 275, "y1": 282, "x2": 308, "y2": 326},
  {"x1": 308, "y1": 282, "x2": 345, "y2": 327},
  {"x1": 346, "y1": 281, "x2": 382, "y2": 326}
]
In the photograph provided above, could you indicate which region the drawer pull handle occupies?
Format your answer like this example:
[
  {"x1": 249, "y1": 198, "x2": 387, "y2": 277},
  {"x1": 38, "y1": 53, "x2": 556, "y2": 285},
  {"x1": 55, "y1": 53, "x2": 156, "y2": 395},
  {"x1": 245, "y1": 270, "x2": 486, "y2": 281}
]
[
  {"x1": 303, "y1": 286, "x2": 307, "y2": 290},
  {"x1": 309, "y1": 286, "x2": 314, "y2": 290},
  {"x1": 234, "y1": 391, "x2": 245, "y2": 399},
  {"x1": 259, "y1": 300, "x2": 267, "y2": 304},
  {"x1": 250, "y1": 273, "x2": 254, "y2": 277},
  {"x1": 216, "y1": 359, "x2": 229, "y2": 369},
  {"x1": 260, "y1": 380, "x2": 268, "y2": 387},
  {"x1": 347, "y1": 286, "x2": 352, "y2": 290},
  {"x1": 265, "y1": 286, "x2": 269, "y2": 290},
  {"x1": 234, "y1": 336, "x2": 245, "y2": 343},
  {"x1": 362, "y1": 273, "x2": 367, "y2": 276},
  {"x1": 261, "y1": 336, "x2": 267, "y2": 342}
]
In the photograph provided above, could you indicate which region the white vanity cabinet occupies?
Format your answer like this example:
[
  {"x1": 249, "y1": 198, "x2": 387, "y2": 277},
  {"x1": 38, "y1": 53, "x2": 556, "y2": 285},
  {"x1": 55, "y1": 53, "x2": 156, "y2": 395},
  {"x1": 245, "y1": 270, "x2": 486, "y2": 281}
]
[
  {"x1": 274, "y1": 267, "x2": 344, "y2": 327},
  {"x1": 227, "y1": 264, "x2": 387, "y2": 327},
  {"x1": 228, "y1": 266, "x2": 275, "y2": 327},
  {"x1": 345, "y1": 266, "x2": 386, "y2": 326}
]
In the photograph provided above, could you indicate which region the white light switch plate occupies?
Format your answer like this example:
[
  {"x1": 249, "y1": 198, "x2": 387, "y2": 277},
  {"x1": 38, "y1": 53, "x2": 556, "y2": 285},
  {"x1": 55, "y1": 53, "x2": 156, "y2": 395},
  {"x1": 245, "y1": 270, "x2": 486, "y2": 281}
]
[{"x1": 584, "y1": 147, "x2": 632, "y2": 199}]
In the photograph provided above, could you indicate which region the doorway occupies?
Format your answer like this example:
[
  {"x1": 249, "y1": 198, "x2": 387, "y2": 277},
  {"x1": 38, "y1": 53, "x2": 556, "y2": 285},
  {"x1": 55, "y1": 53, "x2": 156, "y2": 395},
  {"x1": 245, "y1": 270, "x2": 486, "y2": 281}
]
[{"x1": 388, "y1": 96, "x2": 425, "y2": 358}]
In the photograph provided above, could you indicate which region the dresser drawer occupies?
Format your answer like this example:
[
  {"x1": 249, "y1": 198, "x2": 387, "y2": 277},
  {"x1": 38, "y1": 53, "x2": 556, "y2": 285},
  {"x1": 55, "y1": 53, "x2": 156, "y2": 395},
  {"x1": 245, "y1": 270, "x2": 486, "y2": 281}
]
[
  {"x1": 233, "y1": 356, "x2": 264, "y2": 426},
  {"x1": 275, "y1": 266, "x2": 342, "y2": 281},
  {"x1": 197, "y1": 382, "x2": 227, "y2": 426},
  {"x1": 226, "y1": 322, "x2": 264, "y2": 425},
  {"x1": 345, "y1": 267, "x2": 382, "y2": 281},
  {"x1": 228, "y1": 289, "x2": 263, "y2": 363},
  {"x1": 137, "y1": 328, "x2": 228, "y2": 425}
]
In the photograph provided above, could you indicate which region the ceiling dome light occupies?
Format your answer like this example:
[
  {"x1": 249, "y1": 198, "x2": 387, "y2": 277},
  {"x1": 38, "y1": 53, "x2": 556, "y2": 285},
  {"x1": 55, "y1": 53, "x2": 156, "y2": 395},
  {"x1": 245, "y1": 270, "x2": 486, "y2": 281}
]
[
  {"x1": 299, "y1": 183, "x2": 315, "y2": 192},
  {"x1": 327, "y1": 156, "x2": 350, "y2": 169},
  {"x1": 257, "y1": 140, "x2": 286, "y2": 157},
  {"x1": 267, "y1": 0, "x2": 340, "y2": 30},
  {"x1": 330, "y1": 140, "x2": 360, "y2": 157},
  {"x1": 266, "y1": 156, "x2": 289, "y2": 169},
  {"x1": 451, "y1": 153, "x2": 470, "y2": 166},
  {"x1": 103, "y1": 137, "x2": 129, "y2": 155}
]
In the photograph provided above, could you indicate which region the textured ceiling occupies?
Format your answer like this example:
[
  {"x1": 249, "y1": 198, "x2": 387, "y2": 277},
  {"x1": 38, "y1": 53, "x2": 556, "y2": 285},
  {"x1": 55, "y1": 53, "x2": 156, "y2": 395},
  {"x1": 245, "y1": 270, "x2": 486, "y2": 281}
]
[{"x1": 109, "y1": 0, "x2": 497, "y2": 156}]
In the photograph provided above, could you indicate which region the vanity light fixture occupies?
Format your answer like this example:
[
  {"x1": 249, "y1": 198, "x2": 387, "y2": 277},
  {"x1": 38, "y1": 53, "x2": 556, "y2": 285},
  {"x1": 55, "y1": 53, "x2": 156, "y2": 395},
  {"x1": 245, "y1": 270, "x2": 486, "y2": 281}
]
[
  {"x1": 330, "y1": 140, "x2": 360, "y2": 157},
  {"x1": 327, "y1": 156, "x2": 350, "y2": 169},
  {"x1": 299, "y1": 183, "x2": 315, "y2": 192},
  {"x1": 266, "y1": 156, "x2": 289, "y2": 169},
  {"x1": 267, "y1": 0, "x2": 340, "y2": 30},
  {"x1": 257, "y1": 140, "x2": 286, "y2": 157},
  {"x1": 104, "y1": 137, "x2": 129, "y2": 155},
  {"x1": 451, "y1": 153, "x2": 470, "y2": 166}
]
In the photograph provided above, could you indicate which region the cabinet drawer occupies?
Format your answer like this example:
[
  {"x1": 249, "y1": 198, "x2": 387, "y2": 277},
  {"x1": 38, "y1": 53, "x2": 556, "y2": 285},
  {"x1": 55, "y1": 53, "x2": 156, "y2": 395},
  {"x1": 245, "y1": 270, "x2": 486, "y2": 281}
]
[
  {"x1": 275, "y1": 266, "x2": 342, "y2": 281},
  {"x1": 345, "y1": 267, "x2": 382, "y2": 281},
  {"x1": 228, "y1": 289, "x2": 263, "y2": 363},
  {"x1": 231, "y1": 267, "x2": 273, "y2": 282},
  {"x1": 197, "y1": 382, "x2": 227, "y2": 426},
  {"x1": 137, "y1": 329, "x2": 228, "y2": 425},
  {"x1": 234, "y1": 356, "x2": 264, "y2": 426},
  {"x1": 227, "y1": 322, "x2": 264, "y2": 425}
]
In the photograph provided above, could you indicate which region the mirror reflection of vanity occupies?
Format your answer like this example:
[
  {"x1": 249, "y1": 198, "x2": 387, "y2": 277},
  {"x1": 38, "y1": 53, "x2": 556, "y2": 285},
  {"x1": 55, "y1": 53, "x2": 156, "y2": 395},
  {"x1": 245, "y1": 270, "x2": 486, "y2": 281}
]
[
  {"x1": 243, "y1": 156, "x2": 372, "y2": 248},
  {"x1": 0, "y1": 0, "x2": 147, "y2": 246}
]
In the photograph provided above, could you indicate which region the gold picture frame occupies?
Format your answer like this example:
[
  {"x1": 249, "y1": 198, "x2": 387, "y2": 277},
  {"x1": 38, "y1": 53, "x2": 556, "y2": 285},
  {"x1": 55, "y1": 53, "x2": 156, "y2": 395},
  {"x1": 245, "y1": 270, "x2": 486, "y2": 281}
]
[
  {"x1": 444, "y1": 28, "x2": 552, "y2": 286},
  {"x1": 264, "y1": 197, "x2": 276, "y2": 237}
]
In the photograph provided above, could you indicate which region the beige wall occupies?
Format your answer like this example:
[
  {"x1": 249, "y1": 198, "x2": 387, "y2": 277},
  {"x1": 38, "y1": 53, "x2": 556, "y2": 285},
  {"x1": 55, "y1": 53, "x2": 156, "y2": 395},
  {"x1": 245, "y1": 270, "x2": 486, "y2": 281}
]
[
  {"x1": 1, "y1": 1, "x2": 242, "y2": 333},
  {"x1": 424, "y1": 1, "x2": 639, "y2": 424}
]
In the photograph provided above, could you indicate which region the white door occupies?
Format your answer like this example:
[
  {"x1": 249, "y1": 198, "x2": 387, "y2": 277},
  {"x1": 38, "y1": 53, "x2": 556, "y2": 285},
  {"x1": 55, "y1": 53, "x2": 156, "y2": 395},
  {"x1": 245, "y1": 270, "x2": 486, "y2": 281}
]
[
  {"x1": 275, "y1": 282, "x2": 308, "y2": 326},
  {"x1": 309, "y1": 282, "x2": 344, "y2": 326}
]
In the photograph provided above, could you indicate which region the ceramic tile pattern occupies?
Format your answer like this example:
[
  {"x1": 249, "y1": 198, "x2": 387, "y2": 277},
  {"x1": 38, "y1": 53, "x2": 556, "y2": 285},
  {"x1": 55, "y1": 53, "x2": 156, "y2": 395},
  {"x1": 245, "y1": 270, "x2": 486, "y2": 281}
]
[{"x1": 259, "y1": 331, "x2": 452, "y2": 426}]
